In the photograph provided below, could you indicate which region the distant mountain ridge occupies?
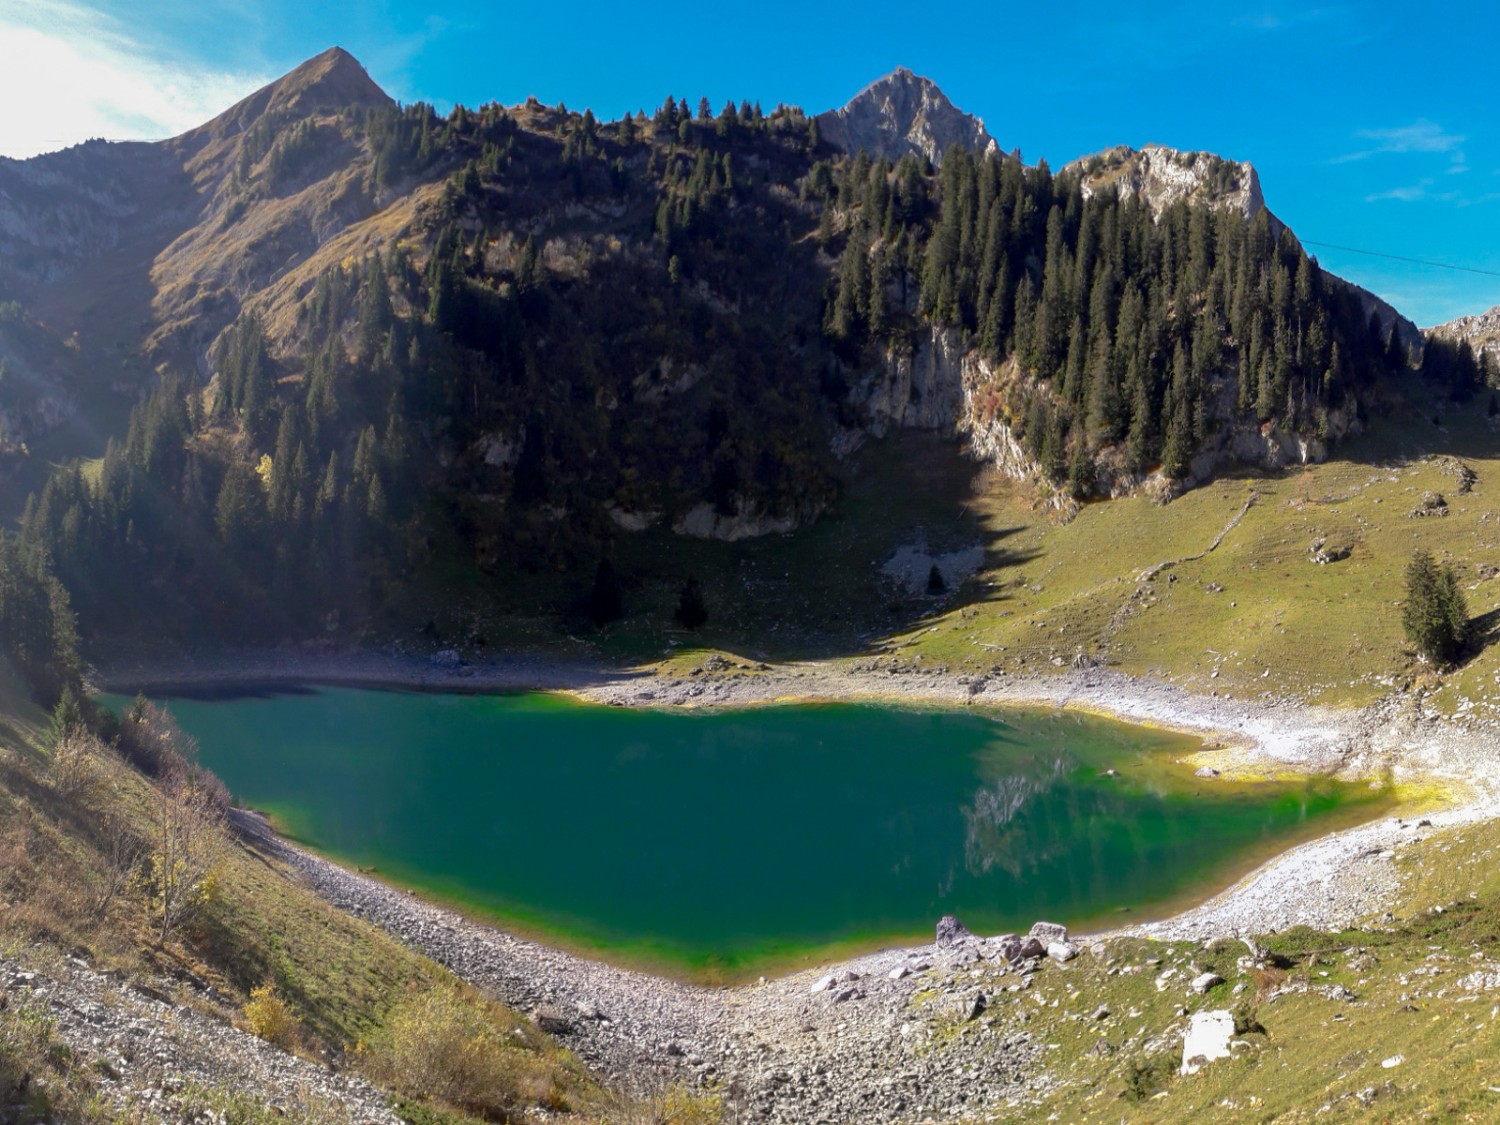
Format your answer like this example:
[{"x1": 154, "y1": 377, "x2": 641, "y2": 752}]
[{"x1": 0, "y1": 49, "x2": 1475, "y2": 539}]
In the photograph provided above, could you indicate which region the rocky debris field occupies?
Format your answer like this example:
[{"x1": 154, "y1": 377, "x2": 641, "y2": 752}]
[{"x1": 0, "y1": 948, "x2": 397, "y2": 1124}]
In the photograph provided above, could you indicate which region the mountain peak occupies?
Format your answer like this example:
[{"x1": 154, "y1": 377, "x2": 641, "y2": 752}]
[
  {"x1": 180, "y1": 46, "x2": 393, "y2": 145},
  {"x1": 816, "y1": 68, "x2": 999, "y2": 165}
]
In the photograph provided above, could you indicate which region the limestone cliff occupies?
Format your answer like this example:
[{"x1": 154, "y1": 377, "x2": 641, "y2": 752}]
[
  {"x1": 1067, "y1": 143, "x2": 1271, "y2": 223},
  {"x1": 1428, "y1": 304, "x2": 1500, "y2": 364}
]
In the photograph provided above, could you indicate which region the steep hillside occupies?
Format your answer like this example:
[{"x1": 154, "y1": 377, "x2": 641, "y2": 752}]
[
  {"x1": 1067, "y1": 143, "x2": 1424, "y2": 353},
  {"x1": 0, "y1": 48, "x2": 409, "y2": 483},
  {"x1": 0, "y1": 49, "x2": 1490, "y2": 654}
]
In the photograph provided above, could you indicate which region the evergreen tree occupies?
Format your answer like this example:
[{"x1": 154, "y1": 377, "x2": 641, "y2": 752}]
[
  {"x1": 674, "y1": 577, "x2": 708, "y2": 629},
  {"x1": 1402, "y1": 549, "x2": 1468, "y2": 665},
  {"x1": 926, "y1": 564, "x2": 947, "y2": 596},
  {"x1": 587, "y1": 559, "x2": 623, "y2": 627}
]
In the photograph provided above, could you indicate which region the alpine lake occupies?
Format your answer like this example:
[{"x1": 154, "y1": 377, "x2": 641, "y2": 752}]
[{"x1": 103, "y1": 686, "x2": 1397, "y2": 983}]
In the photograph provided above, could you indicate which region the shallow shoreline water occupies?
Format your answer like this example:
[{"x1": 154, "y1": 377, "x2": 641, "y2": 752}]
[
  {"x1": 92, "y1": 647, "x2": 1500, "y2": 946},
  {"x1": 116, "y1": 683, "x2": 1396, "y2": 982}
]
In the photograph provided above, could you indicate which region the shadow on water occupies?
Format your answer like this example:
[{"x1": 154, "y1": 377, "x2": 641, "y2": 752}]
[{"x1": 133, "y1": 682, "x2": 325, "y2": 702}]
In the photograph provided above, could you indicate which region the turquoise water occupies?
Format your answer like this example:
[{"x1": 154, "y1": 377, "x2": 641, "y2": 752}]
[{"x1": 108, "y1": 687, "x2": 1392, "y2": 979}]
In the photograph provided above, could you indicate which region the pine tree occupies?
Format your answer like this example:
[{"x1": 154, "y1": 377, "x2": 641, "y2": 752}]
[
  {"x1": 587, "y1": 559, "x2": 623, "y2": 626},
  {"x1": 674, "y1": 577, "x2": 708, "y2": 629},
  {"x1": 1402, "y1": 549, "x2": 1468, "y2": 665}
]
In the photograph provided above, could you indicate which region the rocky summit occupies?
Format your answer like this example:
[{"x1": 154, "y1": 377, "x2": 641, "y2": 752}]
[
  {"x1": 815, "y1": 66, "x2": 1000, "y2": 164},
  {"x1": 1429, "y1": 302, "x2": 1500, "y2": 362}
]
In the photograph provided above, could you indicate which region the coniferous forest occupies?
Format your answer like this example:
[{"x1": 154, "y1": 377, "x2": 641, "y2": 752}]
[{"x1": 12, "y1": 91, "x2": 1495, "y2": 649}]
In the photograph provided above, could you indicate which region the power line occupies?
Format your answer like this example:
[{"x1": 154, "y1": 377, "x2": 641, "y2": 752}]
[{"x1": 1302, "y1": 239, "x2": 1500, "y2": 279}]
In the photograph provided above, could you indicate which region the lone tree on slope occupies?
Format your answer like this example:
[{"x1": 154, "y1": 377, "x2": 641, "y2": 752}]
[{"x1": 1402, "y1": 548, "x2": 1468, "y2": 666}]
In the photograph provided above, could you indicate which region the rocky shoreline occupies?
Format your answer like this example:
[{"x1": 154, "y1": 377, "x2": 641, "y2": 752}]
[
  {"x1": 238, "y1": 810, "x2": 1060, "y2": 1123},
  {"x1": 92, "y1": 648, "x2": 1500, "y2": 1120}
]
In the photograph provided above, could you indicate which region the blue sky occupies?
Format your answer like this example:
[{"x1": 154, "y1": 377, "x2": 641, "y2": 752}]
[{"x1": 2, "y1": 0, "x2": 1497, "y2": 326}]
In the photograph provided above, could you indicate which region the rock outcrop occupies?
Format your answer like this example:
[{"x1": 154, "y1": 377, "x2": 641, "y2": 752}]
[
  {"x1": 816, "y1": 68, "x2": 1000, "y2": 165},
  {"x1": 1068, "y1": 143, "x2": 1271, "y2": 224},
  {"x1": 1428, "y1": 303, "x2": 1500, "y2": 364}
]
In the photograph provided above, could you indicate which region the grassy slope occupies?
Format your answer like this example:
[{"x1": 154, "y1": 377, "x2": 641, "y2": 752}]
[
  {"x1": 0, "y1": 664, "x2": 599, "y2": 1123},
  {"x1": 906, "y1": 815, "x2": 1500, "y2": 1125},
  {"x1": 621, "y1": 403, "x2": 1500, "y2": 719}
]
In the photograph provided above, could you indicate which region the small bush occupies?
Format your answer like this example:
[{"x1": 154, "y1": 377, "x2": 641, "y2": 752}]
[
  {"x1": 47, "y1": 730, "x2": 103, "y2": 804},
  {"x1": 242, "y1": 982, "x2": 302, "y2": 1051},
  {"x1": 603, "y1": 1081, "x2": 724, "y2": 1125},
  {"x1": 1121, "y1": 1054, "x2": 1172, "y2": 1103},
  {"x1": 361, "y1": 985, "x2": 571, "y2": 1119}
]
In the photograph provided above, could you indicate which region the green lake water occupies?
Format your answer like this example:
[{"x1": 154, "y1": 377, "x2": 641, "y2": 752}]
[{"x1": 107, "y1": 687, "x2": 1395, "y2": 980}]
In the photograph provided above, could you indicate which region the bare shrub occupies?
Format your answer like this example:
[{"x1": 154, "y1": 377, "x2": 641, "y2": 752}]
[
  {"x1": 360, "y1": 984, "x2": 575, "y2": 1118},
  {"x1": 117, "y1": 698, "x2": 198, "y2": 778},
  {"x1": 87, "y1": 809, "x2": 147, "y2": 923},
  {"x1": 145, "y1": 769, "x2": 230, "y2": 944},
  {"x1": 47, "y1": 729, "x2": 104, "y2": 804}
]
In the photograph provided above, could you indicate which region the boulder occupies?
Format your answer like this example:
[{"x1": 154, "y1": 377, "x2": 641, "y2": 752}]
[
  {"x1": 1048, "y1": 941, "x2": 1078, "y2": 963},
  {"x1": 1181, "y1": 1010, "x2": 1235, "y2": 1075},
  {"x1": 1019, "y1": 936, "x2": 1046, "y2": 960},
  {"x1": 1190, "y1": 972, "x2": 1224, "y2": 994},
  {"x1": 1029, "y1": 921, "x2": 1068, "y2": 944},
  {"x1": 810, "y1": 973, "x2": 838, "y2": 994},
  {"x1": 1194, "y1": 766, "x2": 1220, "y2": 779},
  {"x1": 531, "y1": 1004, "x2": 573, "y2": 1035},
  {"x1": 935, "y1": 914, "x2": 974, "y2": 948},
  {"x1": 965, "y1": 992, "x2": 987, "y2": 1020}
]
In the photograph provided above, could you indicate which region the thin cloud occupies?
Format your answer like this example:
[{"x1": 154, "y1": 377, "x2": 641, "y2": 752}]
[
  {"x1": 0, "y1": 0, "x2": 269, "y2": 158},
  {"x1": 1364, "y1": 178, "x2": 1461, "y2": 204},
  {"x1": 1232, "y1": 8, "x2": 1341, "y2": 32},
  {"x1": 1334, "y1": 119, "x2": 1467, "y2": 164}
]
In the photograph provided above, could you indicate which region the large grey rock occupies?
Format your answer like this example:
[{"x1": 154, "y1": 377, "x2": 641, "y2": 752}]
[
  {"x1": 1067, "y1": 144, "x2": 1269, "y2": 224},
  {"x1": 1029, "y1": 921, "x2": 1068, "y2": 945},
  {"x1": 935, "y1": 915, "x2": 973, "y2": 949},
  {"x1": 1047, "y1": 941, "x2": 1078, "y2": 963},
  {"x1": 998, "y1": 934, "x2": 1046, "y2": 963},
  {"x1": 1190, "y1": 972, "x2": 1224, "y2": 995}
]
